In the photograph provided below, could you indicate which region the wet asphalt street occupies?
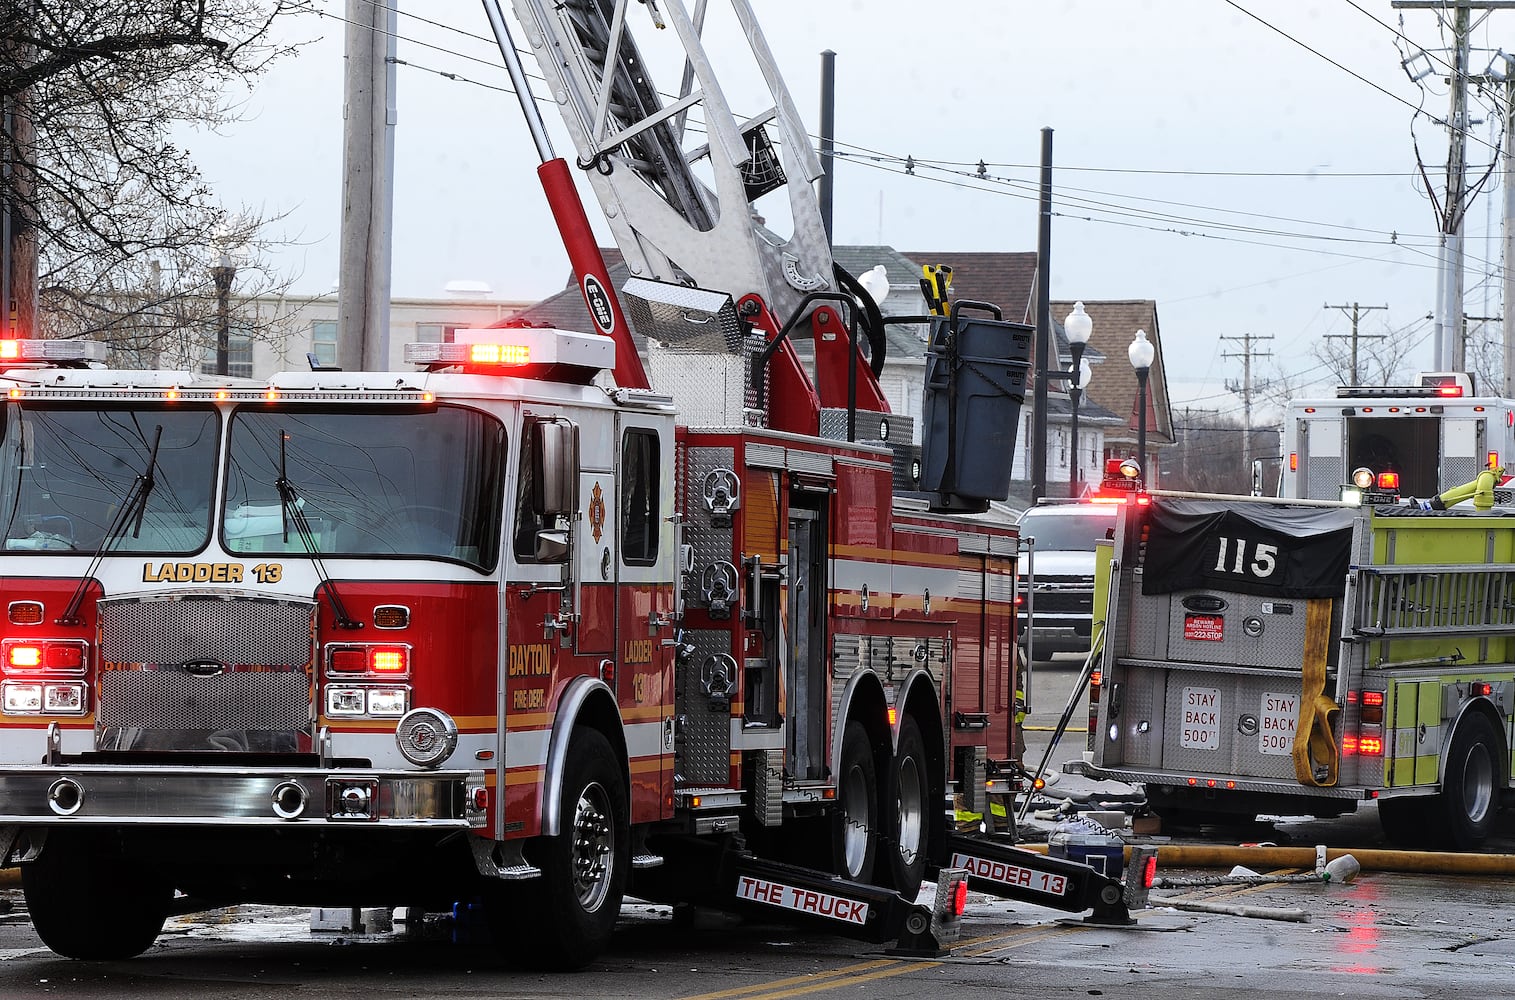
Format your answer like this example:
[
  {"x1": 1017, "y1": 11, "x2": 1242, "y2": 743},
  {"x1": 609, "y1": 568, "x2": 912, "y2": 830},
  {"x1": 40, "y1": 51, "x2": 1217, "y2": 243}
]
[{"x1": 0, "y1": 657, "x2": 1511, "y2": 998}]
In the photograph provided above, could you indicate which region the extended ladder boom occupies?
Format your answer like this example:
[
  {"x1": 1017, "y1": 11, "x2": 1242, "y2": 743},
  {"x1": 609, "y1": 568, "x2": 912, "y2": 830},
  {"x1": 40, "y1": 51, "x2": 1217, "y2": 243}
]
[{"x1": 507, "y1": 0, "x2": 834, "y2": 329}]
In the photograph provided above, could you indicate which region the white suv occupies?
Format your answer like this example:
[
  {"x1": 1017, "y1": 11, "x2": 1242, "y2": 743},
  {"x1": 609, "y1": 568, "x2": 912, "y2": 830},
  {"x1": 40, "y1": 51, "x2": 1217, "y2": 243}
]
[{"x1": 1016, "y1": 502, "x2": 1118, "y2": 660}]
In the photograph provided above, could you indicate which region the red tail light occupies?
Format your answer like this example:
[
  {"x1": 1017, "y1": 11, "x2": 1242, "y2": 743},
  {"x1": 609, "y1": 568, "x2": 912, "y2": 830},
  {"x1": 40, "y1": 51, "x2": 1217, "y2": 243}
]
[
  {"x1": 1140, "y1": 852, "x2": 1158, "y2": 889},
  {"x1": 3, "y1": 639, "x2": 86, "y2": 674},
  {"x1": 953, "y1": 878, "x2": 968, "y2": 916},
  {"x1": 1358, "y1": 736, "x2": 1383, "y2": 755},
  {"x1": 1376, "y1": 471, "x2": 1399, "y2": 491}
]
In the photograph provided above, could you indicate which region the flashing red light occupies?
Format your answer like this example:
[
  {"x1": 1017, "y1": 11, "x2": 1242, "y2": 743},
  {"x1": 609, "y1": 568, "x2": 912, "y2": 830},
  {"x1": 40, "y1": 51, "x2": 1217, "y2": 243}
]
[
  {"x1": 1346, "y1": 690, "x2": 1359, "y2": 704},
  {"x1": 1089, "y1": 670, "x2": 1102, "y2": 688},
  {"x1": 953, "y1": 878, "x2": 969, "y2": 916},
  {"x1": 1289, "y1": 452, "x2": 1298, "y2": 472},
  {"x1": 1358, "y1": 736, "x2": 1384, "y2": 756},
  {"x1": 1186, "y1": 777, "x2": 1198, "y2": 786},
  {"x1": 1490, "y1": 452, "x2": 1501, "y2": 470},
  {"x1": 469, "y1": 342, "x2": 530, "y2": 365},
  {"x1": 1089, "y1": 495, "x2": 1128, "y2": 505},
  {"x1": 1471, "y1": 681, "x2": 1494, "y2": 697},
  {"x1": 1342, "y1": 734, "x2": 1358, "y2": 754},
  {"x1": 0, "y1": 341, "x2": 18, "y2": 360},
  {"x1": 1135, "y1": 494, "x2": 1152, "y2": 506},
  {"x1": 471, "y1": 786, "x2": 490, "y2": 811},
  {"x1": 4, "y1": 640, "x2": 85, "y2": 673},
  {"x1": 1376, "y1": 471, "x2": 1399, "y2": 491},
  {"x1": 1438, "y1": 385, "x2": 1463, "y2": 397},
  {"x1": 1361, "y1": 691, "x2": 1384, "y2": 707},
  {"x1": 1206, "y1": 779, "x2": 1217, "y2": 788},
  {"x1": 370, "y1": 648, "x2": 407, "y2": 673},
  {"x1": 1140, "y1": 853, "x2": 1158, "y2": 889}
]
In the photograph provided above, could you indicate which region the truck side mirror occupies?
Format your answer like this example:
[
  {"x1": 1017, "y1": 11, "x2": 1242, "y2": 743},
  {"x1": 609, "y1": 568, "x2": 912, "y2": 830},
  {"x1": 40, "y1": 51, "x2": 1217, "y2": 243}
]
[{"x1": 532, "y1": 420, "x2": 577, "y2": 516}]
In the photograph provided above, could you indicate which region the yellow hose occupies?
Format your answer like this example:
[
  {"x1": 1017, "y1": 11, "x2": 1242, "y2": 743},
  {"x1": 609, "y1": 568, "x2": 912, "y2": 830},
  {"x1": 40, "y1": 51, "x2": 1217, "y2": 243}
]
[{"x1": 1019, "y1": 842, "x2": 1515, "y2": 875}]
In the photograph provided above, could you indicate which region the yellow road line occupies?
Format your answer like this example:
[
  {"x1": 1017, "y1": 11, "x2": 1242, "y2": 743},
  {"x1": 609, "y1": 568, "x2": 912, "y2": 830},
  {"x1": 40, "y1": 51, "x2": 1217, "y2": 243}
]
[
  {"x1": 677, "y1": 959, "x2": 900, "y2": 1000},
  {"x1": 678, "y1": 922, "x2": 1084, "y2": 1000}
]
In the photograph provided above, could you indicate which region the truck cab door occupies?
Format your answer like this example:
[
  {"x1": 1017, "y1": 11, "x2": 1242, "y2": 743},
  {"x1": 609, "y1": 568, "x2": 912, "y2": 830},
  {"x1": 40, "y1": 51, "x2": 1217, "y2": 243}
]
[{"x1": 615, "y1": 414, "x2": 676, "y2": 820}]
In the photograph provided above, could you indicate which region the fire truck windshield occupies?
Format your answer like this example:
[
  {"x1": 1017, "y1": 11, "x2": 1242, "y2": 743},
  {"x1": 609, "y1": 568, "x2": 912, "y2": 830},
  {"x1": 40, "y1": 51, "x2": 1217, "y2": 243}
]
[
  {"x1": 0, "y1": 404, "x2": 217, "y2": 553},
  {"x1": 223, "y1": 406, "x2": 505, "y2": 571}
]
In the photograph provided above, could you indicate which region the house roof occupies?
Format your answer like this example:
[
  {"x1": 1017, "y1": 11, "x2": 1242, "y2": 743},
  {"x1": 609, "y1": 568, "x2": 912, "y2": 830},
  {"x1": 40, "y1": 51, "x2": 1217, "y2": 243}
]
[
  {"x1": 905, "y1": 251, "x2": 1038, "y2": 326},
  {"x1": 1051, "y1": 299, "x2": 1173, "y2": 445}
]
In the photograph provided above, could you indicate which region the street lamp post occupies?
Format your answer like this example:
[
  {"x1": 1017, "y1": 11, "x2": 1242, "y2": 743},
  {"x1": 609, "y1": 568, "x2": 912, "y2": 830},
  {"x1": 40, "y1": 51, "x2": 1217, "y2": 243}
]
[
  {"x1": 211, "y1": 251, "x2": 236, "y2": 377},
  {"x1": 1063, "y1": 302, "x2": 1093, "y2": 497},
  {"x1": 1128, "y1": 329, "x2": 1155, "y2": 485}
]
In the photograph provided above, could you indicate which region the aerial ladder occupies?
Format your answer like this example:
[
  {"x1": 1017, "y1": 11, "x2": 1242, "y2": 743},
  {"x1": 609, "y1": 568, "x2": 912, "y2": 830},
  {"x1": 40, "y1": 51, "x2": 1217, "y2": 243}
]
[{"x1": 485, "y1": 0, "x2": 891, "y2": 437}]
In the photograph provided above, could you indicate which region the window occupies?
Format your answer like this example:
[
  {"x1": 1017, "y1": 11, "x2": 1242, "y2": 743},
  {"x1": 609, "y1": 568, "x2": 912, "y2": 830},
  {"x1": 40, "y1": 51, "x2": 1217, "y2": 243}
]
[
  {"x1": 201, "y1": 326, "x2": 254, "y2": 378},
  {"x1": 416, "y1": 323, "x2": 462, "y2": 345},
  {"x1": 224, "y1": 405, "x2": 506, "y2": 571},
  {"x1": 311, "y1": 320, "x2": 337, "y2": 366},
  {"x1": 620, "y1": 429, "x2": 659, "y2": 565},
  {"x1": 0, "y1": 404, "x2": 219, "y2": 554}
]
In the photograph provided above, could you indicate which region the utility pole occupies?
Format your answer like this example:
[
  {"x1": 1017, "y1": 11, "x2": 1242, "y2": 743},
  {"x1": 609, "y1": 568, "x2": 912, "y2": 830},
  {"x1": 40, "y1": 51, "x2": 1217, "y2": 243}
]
[
  {"x1": 1322, "y1": 302, "x2": 1387, "y2": 384},
  {"x1": 1392, "y1": 1, "x2": 1515, "y2": 370},
  {"x1": 1505, "y1": 56, "x2": 1515, "y2": 395},
  {"x1": 818, "y1": 50, "x2": 835, "y2": 243},
  {"x1": 1030, "y1": 127, "x2": 1053, "y2": 503},
  {"x1": 1221, "y1": 333, "x2": 1273, "y2": 474},
  {"x1": 337, "y1": 0, "x2": 398, "y2": 371}
]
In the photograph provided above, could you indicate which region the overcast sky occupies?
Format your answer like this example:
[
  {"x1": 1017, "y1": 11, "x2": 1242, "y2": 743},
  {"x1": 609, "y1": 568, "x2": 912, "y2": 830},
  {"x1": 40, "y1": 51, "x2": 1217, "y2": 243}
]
[{"x1": 187, "y1": 1, "x2": 1513, "y2": 417}]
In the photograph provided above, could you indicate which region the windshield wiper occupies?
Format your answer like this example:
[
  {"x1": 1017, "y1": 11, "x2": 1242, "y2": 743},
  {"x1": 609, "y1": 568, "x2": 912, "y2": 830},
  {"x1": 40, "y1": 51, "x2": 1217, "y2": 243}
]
[
  {"x1": 275, "y1": 429, "x2": 362, "y2": 631},
  {"x1": 57, "y1": 425, "x2": 162, "y2": 626}
]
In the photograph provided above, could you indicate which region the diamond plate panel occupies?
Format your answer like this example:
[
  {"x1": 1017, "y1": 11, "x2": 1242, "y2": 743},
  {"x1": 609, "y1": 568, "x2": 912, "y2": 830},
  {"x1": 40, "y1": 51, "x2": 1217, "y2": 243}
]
[
  {"x1": 99, "y1": 595, "x2": 316, "y2": 668},
  {"x1": 1158, "y1": 668, "x2": 1312, "y2": 780},
  {"x1": 1160, "y1": 593, "x2": 1341, "y2": 670},
  {"x1": 1104, "y1": 663, "x2": 1162, "y2": 768},
  {"x1": 676, "y1": 629, "x2": 733, "y2": 785},
  {"x1": 1306, "y1": 456, "x2": 1343, "y2": 500},
  {"x1": 685, "y1": 447, "x2": 736, "y2": 611},
  {"x1": 1442, "y1": 455, "x2": 1479, "y2": 488}
]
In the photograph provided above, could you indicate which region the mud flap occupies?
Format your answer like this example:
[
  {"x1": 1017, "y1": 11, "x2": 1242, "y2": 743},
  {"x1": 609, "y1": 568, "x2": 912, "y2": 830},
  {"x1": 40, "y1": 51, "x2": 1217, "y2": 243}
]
[{"x1": 942, "y1": 834, "x2": 1157, "y2": 925}]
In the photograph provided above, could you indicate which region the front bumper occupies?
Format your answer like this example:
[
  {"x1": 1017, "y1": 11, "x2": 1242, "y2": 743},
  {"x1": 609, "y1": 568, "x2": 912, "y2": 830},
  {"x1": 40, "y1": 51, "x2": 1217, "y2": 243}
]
[{"x1": 0, "y1": 764, "x2": 487, "y2": 828}]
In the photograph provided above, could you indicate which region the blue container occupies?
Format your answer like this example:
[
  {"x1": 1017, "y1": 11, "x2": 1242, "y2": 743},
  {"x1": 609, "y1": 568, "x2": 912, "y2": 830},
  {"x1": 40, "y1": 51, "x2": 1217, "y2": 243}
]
[{"x1": 1049, "y1": 821, "x2": 1125, "y2": 878}]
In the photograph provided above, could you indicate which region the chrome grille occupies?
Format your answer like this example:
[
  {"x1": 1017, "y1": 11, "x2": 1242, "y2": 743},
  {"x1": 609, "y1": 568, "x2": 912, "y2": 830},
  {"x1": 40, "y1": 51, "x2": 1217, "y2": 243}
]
[
  {"x1": 98, "y1": 669, "x2": 311, "y2": 730},
  {"x1": 99, "y1": 594, "x2": 316, "y2": 668}
]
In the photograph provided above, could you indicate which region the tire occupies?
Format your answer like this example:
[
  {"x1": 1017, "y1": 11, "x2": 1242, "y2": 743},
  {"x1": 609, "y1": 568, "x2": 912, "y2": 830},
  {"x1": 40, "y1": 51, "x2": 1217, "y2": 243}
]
[
  {"x1": 833, "y1": 721, "x2": 878, "y2": 884},
  {"x1": 883, "y1": 716, "x2": 930, "y2": 897},
  {"x1": 1435, "y1": 713, "x2": 1502, "y2": 850},
  {"x1": 501, "y1": 728, "x2": 628, "y2": 970},
  {"x1": 22, "y1": 829, "x2": 171, "y2": 960}
]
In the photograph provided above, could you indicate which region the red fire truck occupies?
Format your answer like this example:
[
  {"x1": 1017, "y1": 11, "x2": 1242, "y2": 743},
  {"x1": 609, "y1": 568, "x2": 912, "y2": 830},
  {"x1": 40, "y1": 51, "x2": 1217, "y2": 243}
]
[{"x1": 0, "y1": 0, "x2": 1153, "y2": 969}]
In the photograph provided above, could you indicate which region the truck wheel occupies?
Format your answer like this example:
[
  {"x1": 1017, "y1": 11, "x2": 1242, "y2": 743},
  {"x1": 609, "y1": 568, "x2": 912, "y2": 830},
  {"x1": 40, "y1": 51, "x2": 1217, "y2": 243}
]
[
  {"x1": 833, "y1": 721, "x2": 878, "y2": 884},
  {"x1": 508, "y1": 727, "x2": 628, "y2": 969},
  {"x1": 22, "y1": 829, "x2": 171, "y2": 960},
  {"x1": 1436, "y1": 713, "x2": 1502, "y2": 850},
  {"x1": 884, "y1": 716, "x2": 929, "y2": 897}
]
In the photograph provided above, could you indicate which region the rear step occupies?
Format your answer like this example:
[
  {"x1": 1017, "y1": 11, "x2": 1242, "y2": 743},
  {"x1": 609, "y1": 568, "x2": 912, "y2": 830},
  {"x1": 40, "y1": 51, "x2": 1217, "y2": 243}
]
[{"x1": 942, "y1": 834, "x2": 1157, "y2": 925}]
